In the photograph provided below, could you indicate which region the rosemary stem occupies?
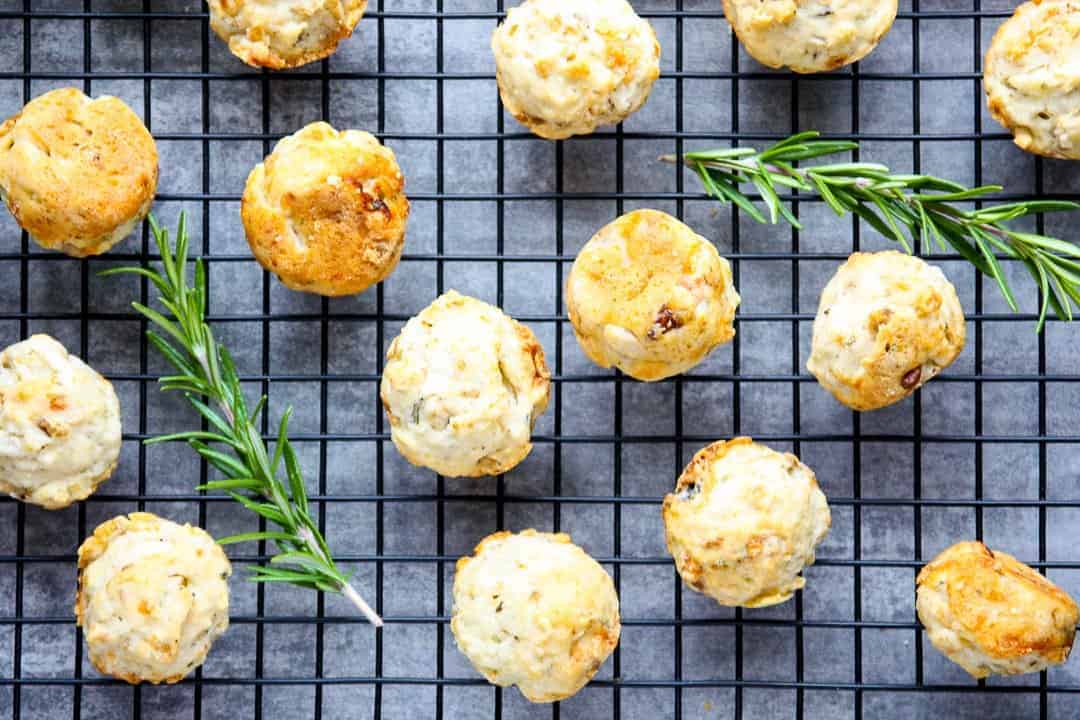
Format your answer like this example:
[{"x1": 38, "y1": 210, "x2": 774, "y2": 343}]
[{"x1": 296, "y1": 525, "x2": 383, "y2": 626}]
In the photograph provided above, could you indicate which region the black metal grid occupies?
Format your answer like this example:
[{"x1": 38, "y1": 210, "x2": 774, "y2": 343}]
[{"x1": 1, "y1": 2, "x2": 1079, "y2": 719}]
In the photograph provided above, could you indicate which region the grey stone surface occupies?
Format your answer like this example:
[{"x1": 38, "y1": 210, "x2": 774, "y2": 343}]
[{"x1": 0, "y1": 0, "x2": 1076, "y2": 718}]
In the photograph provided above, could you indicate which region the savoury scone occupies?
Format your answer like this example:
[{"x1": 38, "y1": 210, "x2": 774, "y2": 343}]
[
  {"x1": 491, "y1": 0, "x2": 661, "y2": 140},
  {"x1": 451, "y1": 530, "x2": 621, "y2": 703},
  {"x1": 807, "y1": 251, "x2": 966, "y2": 412},
  {"x1": 722, "y1": 0, "x2": 898, "y2": 73},
  {"x1": 380, "y1": 291, "x2": 550, "y2": 478},
  {"x1": 0, "y1": 87, "x2": 158, "y2": 257},
  {"x1": 985, "y1": 0, "x2": 1080, "y2": 159},
  {"x1": 76, "y1": 513, "x2": 232, "y2": 684},
  {"x1": 242, "y1": 121, "x2": 409, "y2": 297},
  {"x1": 0, "y1": 335, "x2": 121, "y2": 510},
  {"x1": 917, "y1": 541, "x2": 1080, "y2": 678},
  {"x1": 662, "y1": 437, "x2": 831, "y2": 608},
  {"x1": 566, "y1": 209, "x2": 740, "y2": 382},
  {"x1": 208, "y1": 0, "x2": 367, "y2": 69}
]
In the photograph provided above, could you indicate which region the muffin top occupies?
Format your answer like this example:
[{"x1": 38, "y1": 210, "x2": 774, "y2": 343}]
[
  {"x1": 380, "y1": 291, "x2": 550, "y2": 478},
  {"x1": 0, "y1": 334, "x2": 121, "y2": 509},
  {"x1": 208, "y1": 0, "x2": 368, "y2": 69},
  {"x1": 491, "y1": 0, "x2": 661, "y2": 139},
  {"x1": 917, "y1": 541, "x2": 1080, "y2": 678},
  {"x1": 567, "y1": 209, "x2": 740, "y2": 381},
  {"x1": 76, "y1": 513, "x2": 232, "y2": 684},
  {"x1": 807, "y1": 251, "x2": 966, "y2": 412},
  {"x1": 722, "y1": 0, "x2": 898, "y2": 73},
  {"x1": 985, "y1": 0, "x2": 1080, "y2": 159},
  {"x1": 451, "y1": 530, "x2": 620, "y2": 703},
  {"x1": 241, "y1": 121, "x2": 409, "y2": 297},
  {"x1": 0, "y1": 88, "x2": 158, "y2": 256},
  {"x1": 663, "y1": 437, "x2": 831, "y2": 608}
]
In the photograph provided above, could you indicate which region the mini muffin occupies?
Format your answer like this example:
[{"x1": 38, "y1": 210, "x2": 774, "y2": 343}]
[
  {"x1": 451, "y1": 530, "x2": 620, "y2": 703},
  {"x1": 380, "y1": 291, "x2": 550, "y2": 478},
  {"x1": 0, "y1": 88, "x2": 158, "y2": 257},
  {"x1": 807, "y1": 251, "x2": 966, "y2": 412},
  {"x1": 722, "y1": 0, "x2": 898, "y2": 73},
  {"x1": 985, "y1": 0, "x2": 1080, "y2": 159},
  {"x1": 662, "y1": 437, "x2": 831, "y2": 608},
  {"x1": 76, "y1": 513, "x2": 232, "y2": 684},
  {"x1": 491, "y1": 0, "x2": 661, "y2": 140},
  {"x1": 242, "y1": 121, "x2": 409, "y2": 297},
  {"x1": 208, "y1": 0, "x2": 367, "y2": 69},
  {"x1": 566, "y1": 209, "x2": 740, "y2": 382},
  {"x1": 917, "y1": 541, "x2": 1080, "y2": 678},
  {"x1": 0, "y1": 335, "x2": 121, "y2": 510}
]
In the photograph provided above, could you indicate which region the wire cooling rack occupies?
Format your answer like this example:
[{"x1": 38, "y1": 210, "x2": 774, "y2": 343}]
[{"x1": 2, "y1": 1, "x2": 1080, "y2": 718}]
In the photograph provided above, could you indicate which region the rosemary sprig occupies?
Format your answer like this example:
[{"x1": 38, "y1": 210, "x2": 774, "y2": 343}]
[
  {"x1": 663, "y1": 131, "x2": 1080, "y2": 331},
  {"x1": 102, "y1": 214, "x2": 382, "y2": 627}
]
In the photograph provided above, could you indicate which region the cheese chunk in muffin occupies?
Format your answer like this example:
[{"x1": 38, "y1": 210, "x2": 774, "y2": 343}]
[
  {"x1": 451, "y1": 530, "x2": 620, "y2": 703},
  {"x1": 917, "y1": 541, "x2": 1080, "y2": 678},
  {"x1": 722, "y1": 0, "x2": 898, "y2": 73},
  {"x1": 491, "y1": 0, "x2": 661, "y2": 139},
  {"x1": 380, "y1": 291, "x2": 550, "y2": 478},
  {"x1": 208, "y1": 0, "x2": 367, "y2": 69},
  {"x1": 807, "y1": 251, "x2": 966, "y2": 412},
  {"x1": 663, "y1": 438, "x2": 831, "y2": 608},
  {"x1": 242, "y1": 121, "x2": 409, "y2": 297},
  {"x1": 0, "y1": 335, "x2": 121, "y2": 509},
  {"x1": 76, "y1": 513, "x2": 232, "y2": 684},
  {"x1": 566, "y1": 209, "x2": 740, "y2": 382},
  {"x1": 0, "y1": 88, "x2": 158, "y2": 257},
  {"x1": 985, "y1": 0, "x2": 1080, "y2": 159}
]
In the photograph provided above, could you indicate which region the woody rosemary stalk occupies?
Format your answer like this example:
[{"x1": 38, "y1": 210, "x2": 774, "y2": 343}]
[
  {"x1": 102, "y1": 214, "x2": 382, "y2": 627},
  {"x1": 663, "y1": 131, "x2": 1080, "y2": 331}
]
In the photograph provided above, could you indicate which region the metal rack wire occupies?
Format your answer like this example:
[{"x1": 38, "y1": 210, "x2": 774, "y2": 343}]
[{"x1": 1, "y1": 1, "x2": 1079, "y2": 718}]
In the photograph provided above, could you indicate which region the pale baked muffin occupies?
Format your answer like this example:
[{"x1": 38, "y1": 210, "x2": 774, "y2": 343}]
[
  {"x1": 491, "y1": 0, "x2": 661, "y2": 140},
  {"x1": 76, "y1": 513, "x2": 232, "y2": 684},
  {"x1": 723, "y1": 0, "x2": 898, "y2": 73},
  {"x1": 807, "y1": 251, "x2": 966, "y2": 412},
  {"x1": 242, "y1": 121, "x2": 409, "y2": 297},
  {"x1": 917, "y1": 541, "x2": 1080, "y2": 678},
  {"x1": 985, "y1": 0, "x2": 1080, "y2": 159},
  {"x1": 451, "y1": 530, "x2": 620, "y2": 703},
  {"x1": 380, "y1": 291, "x2": 550, "y2": 478},
  {"x1": 208, "y1": 0, "x2": 367, "y2": 69},
  {"x1": 566, "y1": 209, "x2": 740, "y2": 382},
  {"x1": 0, "y1": 88, "x2": 158, "y2": 257},
  {"x1": 0, "y1": 335, "x2": 121, "y2": 510},
  {"x1": 662, "y1": 437, "x2": 831, "y2": 608}
]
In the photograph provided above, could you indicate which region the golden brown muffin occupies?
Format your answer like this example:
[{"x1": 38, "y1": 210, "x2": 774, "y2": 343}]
[
  {"x1": 917, "y1": 541, "x2": 1080, "y2": 678},
  {"x1": 451, "y1": 530, "x2": 620, "y2": 703},
  {"x1": 208, "y1": 0, "x2": 368, "y2": 69},
  {"x1": 380, "y1": 291, "x2": 550, "y2": 478},
  {"x1": 0, "y1": 88, "x2": 158, "y2": 257},
  {"x1": 722, "y1": 0, "x2": 898, "y2": 73},
  {"x1": 807, "y1": 251, "x2": 966, "y2": 412},
  {"x1": 241, "y1": 121, "x2": 409, "y2": 297},
  {"x1": 566, "y1": 209, "x2": 740, "y2": 382},
  {"x1": 76, "y1": 513, "x2": 232, "y2": 684},
  {"x1": 984, "y1": 0, "x2": 1080, "y2": 159},
  {"x1": 0, "y1": 334, "x2": 121, "y2": 509},
  {"x1": 663, "y1": 438, "x2": 831, "y2": 608},
  {"x1": 491, "y1": 0, "x2": 661, "y2": 140}
]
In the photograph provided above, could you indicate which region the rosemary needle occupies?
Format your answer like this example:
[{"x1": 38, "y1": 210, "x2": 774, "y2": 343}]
[
  {"x1": 663, "y1": 131, "x2": 1080, "y2": 332},
  {"x1": 102, "y1": 214, "x2": 382, "y2": 627}
]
